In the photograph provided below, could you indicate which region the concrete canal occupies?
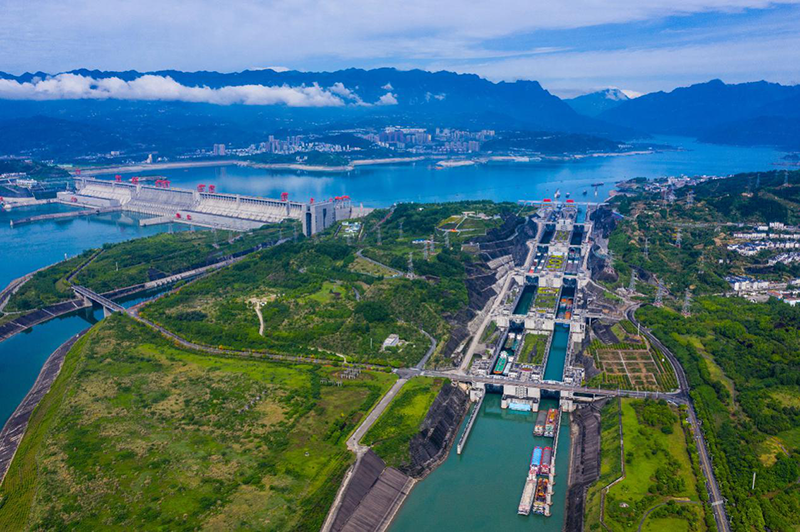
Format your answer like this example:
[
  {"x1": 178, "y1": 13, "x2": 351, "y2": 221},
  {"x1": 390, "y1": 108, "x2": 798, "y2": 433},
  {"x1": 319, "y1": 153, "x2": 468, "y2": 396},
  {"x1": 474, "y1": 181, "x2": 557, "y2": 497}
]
[
  {"x1": 390, "y1": 394, "x2": 570, "y2": 532},
  {"x1": 543, "y1": 324, "x2": 570, "y2": 382}
]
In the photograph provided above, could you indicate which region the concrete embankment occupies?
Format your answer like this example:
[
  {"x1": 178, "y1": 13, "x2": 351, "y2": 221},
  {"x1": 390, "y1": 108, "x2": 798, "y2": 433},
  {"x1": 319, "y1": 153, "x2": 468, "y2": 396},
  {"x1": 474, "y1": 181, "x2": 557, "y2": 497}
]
[
  {"x1": 324, "y1": 449, "x2": 413, "y2": 532},
  {"x1": 324, "y1": 384, "x2": 469, "y2": 532},
  {"x1": 0, "y1": 328, "x2": 89, "y2": 484},
  {"x1": 564, "y1": 400, "x2": 605, "y2": 532},
  {"x1": 402, "y1": 384, "x2": 469, "y2": 478}
]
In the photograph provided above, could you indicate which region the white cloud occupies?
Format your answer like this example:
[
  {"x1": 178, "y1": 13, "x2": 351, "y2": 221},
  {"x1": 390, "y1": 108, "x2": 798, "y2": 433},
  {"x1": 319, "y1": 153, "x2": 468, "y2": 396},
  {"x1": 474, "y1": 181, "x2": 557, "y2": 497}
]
[
  {"x1": 382, "y1": 82, "x2": 393, "y2": 90},
  {"x1": 0, "y1": 73, "x2": 353, "y2": 107},
  {"x1": 377, "y1": 92, "x2": 398, "y2": 105}
]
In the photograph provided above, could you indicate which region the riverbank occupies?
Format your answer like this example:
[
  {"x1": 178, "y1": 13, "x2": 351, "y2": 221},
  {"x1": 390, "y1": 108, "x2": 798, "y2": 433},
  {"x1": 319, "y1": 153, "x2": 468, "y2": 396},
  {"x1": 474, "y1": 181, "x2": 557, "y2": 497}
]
[
  {"x1": 564, "y1": 400, "x2": 605, "y2": 532},
  {"x1": 0, "y1": 327, "x2": 89, "y2": 484},
  {"x1": 72, "y1": 160, "x2": 238, "y2": 175}
]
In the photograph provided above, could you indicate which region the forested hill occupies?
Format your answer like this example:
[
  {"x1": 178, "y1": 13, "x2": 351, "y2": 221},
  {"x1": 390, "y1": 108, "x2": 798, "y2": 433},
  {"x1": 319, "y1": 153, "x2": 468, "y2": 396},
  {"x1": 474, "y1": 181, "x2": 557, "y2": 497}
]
[
  {"x1": 639, "y1": 299, "x2": 800, "y2": 531},
  {"x1": 599, "y1": 79, "x2": 800, "y2": 150}
]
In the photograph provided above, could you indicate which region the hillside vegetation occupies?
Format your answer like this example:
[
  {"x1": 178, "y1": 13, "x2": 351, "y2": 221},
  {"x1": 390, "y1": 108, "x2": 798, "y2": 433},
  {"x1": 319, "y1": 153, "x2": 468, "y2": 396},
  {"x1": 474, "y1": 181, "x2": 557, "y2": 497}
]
[
  {"x1": 639, "y1": 298, "x2": 800, "y2": 531},
  {"x1": 0, "y1": 315, "x2": 394, "y2": 531}
]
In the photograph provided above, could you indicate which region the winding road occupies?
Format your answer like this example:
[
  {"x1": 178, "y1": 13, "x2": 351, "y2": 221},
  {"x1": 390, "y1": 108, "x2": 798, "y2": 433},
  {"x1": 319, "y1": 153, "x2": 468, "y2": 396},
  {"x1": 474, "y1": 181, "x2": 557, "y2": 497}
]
[{"x1": 626, "y1": 305, "x2": 730, "y2": 532}]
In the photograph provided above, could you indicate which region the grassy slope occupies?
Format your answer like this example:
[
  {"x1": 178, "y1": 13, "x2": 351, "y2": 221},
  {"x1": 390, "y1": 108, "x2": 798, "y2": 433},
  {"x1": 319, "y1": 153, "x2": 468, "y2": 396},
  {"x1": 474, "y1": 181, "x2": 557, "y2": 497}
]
[
  {"x1": 584, "y1": 399, "x2": 623, "y2": 531},
  {"x1": 361, "y1": 377, "x2": 444, "y2": 468},
  {"x1": 0, "y1": 315, "x2": 394, "y2": 531},
  {"x1": 586, "y1": 399, "x2": 706, "y2": 532},
  {"x1": 5, "y1": 223, "x2": 291, "y2": 312}
]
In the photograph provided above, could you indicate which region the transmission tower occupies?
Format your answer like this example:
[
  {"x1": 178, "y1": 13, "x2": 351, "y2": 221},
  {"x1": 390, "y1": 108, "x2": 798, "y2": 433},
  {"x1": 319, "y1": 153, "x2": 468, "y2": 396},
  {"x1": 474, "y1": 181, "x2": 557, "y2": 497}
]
[
  {"x1": 682, "y1": 289, "x2": 692, "y2": 317},
  {"x1": 785, "y1": 170, "x2": 790, "y2": 187},
  {"x1": 445, "y1": 231, "x2": 450, "y2": 249},
  {"x1": 629, "y1": 270, "x2": 637, "y2": 293},
  {"x1": 377, "y1": 225, "x2": 382, "y2": 246},
  {"x1": 430, "y1": 233, "x2": 435, "y2": 254},
  {"x1": 423, "y1": 241, "x2": 429, "y2": 260},
  {"x1": 755, "y1": 173, "x2": 761, "y2": 191},
  {"x1": 675, "y1": 228, "x2": 682, "y2": 248},
  {"x1": 407, "y1": 251, "x2": 414, "y2": 278},
  {"x1": 644, "y1": 237, "x2": 649, "y2": 260},
  {"x1": 654, "y1": 283, "x2": 665, "y2": 307},
  {"x1": 687, "y1": 190, "x2": 694, "y2": 206},
  {"x1": 398, "y1": 220, "x2": 404, "y2": 239}
]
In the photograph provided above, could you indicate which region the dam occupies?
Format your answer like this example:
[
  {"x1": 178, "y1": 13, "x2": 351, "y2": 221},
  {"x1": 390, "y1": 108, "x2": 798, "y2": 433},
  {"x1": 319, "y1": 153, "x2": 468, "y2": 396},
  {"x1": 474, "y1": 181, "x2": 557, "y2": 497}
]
[{"x1": 48, "y1": 177, "x2": 362, "y2": 235}]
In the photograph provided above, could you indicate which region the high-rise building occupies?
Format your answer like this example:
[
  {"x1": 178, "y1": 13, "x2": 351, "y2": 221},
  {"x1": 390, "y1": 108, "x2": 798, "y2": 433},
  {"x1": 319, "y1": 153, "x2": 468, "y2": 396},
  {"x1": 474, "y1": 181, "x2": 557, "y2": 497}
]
[{"x1": 213, "y1": 143, "x2": 227, "y2": 156}]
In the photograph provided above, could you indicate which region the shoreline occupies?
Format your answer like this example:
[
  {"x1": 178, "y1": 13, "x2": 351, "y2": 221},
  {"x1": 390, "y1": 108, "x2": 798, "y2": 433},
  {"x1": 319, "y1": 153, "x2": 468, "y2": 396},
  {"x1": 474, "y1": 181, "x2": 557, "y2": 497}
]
[
  {"x1": 69, "y1": 149, "x2": 659, "y2": 177},
  {"x1": 0, "y1": 328, "x2": 89, "y2": 485},
  {"x1": 73, "y1": 160, "x2": 239, "y2": 175}
]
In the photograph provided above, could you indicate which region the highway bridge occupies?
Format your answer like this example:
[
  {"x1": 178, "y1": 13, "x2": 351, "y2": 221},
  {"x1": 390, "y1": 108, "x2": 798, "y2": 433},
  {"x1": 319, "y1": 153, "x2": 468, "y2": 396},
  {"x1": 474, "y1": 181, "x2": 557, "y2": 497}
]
[
  {"x1": 397, "y1": 367, "x2": 686, "y2": 403},
  {"x1": 72, "y1": 285, "x2": 126, "y2": 317}
]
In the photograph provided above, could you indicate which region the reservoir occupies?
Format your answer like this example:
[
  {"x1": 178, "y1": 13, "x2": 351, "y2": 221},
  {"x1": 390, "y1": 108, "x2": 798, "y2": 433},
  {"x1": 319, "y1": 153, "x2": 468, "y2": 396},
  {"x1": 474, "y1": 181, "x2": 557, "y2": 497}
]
[
  {"x1": 390, "y1": 395, "x2": 570, "y2": 532},
  {"x1": 116, "y1": 136, "x2": 785, "y2": 207},
  {"x1": 0, "y1": 136, "x2": 788, "y2": 517}
]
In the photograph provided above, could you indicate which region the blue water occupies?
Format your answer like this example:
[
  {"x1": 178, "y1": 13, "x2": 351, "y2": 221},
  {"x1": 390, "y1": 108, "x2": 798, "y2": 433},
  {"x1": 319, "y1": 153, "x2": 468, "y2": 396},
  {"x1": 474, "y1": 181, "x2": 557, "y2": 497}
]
[
  {"x1": 0, "y1": 205, "x2": 187, "y2": 291},
  {"x1": 0, "y1": 137, "x2": 786, "y2": 455},
  {"x1": 390, "y1": 395, "x2": 570, "y2": 532},
  {"x1": 544, "y1": 324, "x2": 570, "y2": 382},
  {"x1": 117, "y1": 136, "x2": 785, "y2": 207}
]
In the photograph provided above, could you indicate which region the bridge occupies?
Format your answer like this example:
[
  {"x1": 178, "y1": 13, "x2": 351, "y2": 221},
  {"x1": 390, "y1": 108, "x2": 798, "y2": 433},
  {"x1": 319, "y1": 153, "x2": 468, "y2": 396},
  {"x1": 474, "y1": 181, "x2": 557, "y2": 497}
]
[
  {"x1": 10, "y1": 206, "x2": 120, "y2": 227},
  {"x1": 399, "y1": 368, "x2": 686, "y2": 403},
  {"x1": 72, "y1": 285, "x2": 126, "y2": 317}
]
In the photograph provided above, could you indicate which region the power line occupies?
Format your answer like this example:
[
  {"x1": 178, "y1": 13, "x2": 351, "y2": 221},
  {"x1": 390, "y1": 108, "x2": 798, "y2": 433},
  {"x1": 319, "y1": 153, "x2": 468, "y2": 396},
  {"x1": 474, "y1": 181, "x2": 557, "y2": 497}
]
[{"x1": 682, "y1": 288, "x2": 692, "y2": 317}]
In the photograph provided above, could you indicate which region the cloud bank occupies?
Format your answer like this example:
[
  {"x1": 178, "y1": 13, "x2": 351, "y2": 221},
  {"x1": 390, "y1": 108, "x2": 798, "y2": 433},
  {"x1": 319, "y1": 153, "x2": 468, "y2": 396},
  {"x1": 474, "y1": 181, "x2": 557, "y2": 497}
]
[{"x1": 0, "y1": 73, "x2": 398, "y2": 107}]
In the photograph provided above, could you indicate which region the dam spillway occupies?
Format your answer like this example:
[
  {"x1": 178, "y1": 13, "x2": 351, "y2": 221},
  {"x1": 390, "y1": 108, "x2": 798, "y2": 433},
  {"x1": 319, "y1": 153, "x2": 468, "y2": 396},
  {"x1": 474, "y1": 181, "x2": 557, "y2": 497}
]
[{"x1": 57, "y1": 177, "x2": 360, "y2": 235}]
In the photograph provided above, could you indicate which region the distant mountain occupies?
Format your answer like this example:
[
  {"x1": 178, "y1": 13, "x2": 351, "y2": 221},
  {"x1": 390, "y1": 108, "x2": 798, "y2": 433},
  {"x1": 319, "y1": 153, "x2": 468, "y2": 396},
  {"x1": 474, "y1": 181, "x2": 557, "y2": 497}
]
[
  {"x1": 599, "y1": 79, "x2": 800, "y2": 148},
  {"x1": 0, "y1": 68, "x2": 634, "y2": 159},
  {"x1": 565, "y1": 88, "x2": 631, "y2": 117}
]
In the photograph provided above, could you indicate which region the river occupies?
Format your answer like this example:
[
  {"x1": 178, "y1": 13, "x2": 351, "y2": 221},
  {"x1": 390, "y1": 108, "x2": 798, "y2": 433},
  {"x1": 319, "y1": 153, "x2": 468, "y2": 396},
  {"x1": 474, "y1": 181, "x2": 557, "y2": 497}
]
[
  {"x1": 390, "y1": 395, "x2": 570, "y2": 532},
  {"x1": 116, "y1": 136, "x2": 785, "y2": 207},
  {"x1": 0, "y1": 137, "x2": 787, "y2": 526}
]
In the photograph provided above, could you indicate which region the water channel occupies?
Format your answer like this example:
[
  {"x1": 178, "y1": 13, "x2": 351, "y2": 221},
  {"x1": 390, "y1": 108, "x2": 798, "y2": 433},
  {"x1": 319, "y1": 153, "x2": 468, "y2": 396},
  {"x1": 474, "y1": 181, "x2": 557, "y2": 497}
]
[
  {"x1": 390, "y1": 395, "x2": 570, "y2": 532},
  {"x1": 0, "y1": 137, "x2": 788, "y2": 527}
]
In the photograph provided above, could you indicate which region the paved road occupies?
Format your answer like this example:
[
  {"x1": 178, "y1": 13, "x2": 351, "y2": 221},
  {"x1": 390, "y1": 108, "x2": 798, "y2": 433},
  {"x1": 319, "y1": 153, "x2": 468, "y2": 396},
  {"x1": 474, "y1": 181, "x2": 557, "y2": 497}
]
[
  {"x1": 355, "y1": 249, "x2": 405, "y2": 278},
  {"x1": 626, "y1": 306, "x2": 730, "y2": 532},
  {"x1": 347, "y1": 378, "x2": 408, "y2": 454},
  {"x1": 398, "y1": 366, "x2": 686, "y2": 402}
]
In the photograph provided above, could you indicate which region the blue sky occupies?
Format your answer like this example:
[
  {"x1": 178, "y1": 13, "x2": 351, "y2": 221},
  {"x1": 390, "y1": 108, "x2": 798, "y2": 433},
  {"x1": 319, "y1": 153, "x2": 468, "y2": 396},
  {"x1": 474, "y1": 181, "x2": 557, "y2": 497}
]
[{"x1": 1, "y1": 0, "x2": 799, "y2": 97}]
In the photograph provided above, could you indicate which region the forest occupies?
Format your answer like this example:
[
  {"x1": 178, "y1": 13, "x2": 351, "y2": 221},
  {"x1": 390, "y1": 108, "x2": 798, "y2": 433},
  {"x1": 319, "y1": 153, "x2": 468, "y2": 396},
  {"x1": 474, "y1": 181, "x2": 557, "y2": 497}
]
[{"x1": 638, "y1": 297, "x2": 800, "y2": 532}]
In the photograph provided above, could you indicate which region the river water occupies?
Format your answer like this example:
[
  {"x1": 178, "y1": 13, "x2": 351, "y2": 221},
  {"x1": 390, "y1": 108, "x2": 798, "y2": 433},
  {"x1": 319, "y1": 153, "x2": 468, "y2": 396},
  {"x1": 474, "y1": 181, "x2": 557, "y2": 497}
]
[
  {"x1": 390, "y1": 395, "x2": 570, "y2": 532},
  {"x1": 116, "y1": 136, "x2": 784, "y2": 207},
  {"x1": 0, "y1": 137, "x2": 787, "y2": 527}
]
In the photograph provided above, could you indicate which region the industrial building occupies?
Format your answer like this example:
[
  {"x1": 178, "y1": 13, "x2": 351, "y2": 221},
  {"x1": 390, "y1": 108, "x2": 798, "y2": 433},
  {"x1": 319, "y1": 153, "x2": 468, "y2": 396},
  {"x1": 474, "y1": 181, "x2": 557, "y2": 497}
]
[{"x1": 58, "y1": 177, "x2": 360, "y2": 235}]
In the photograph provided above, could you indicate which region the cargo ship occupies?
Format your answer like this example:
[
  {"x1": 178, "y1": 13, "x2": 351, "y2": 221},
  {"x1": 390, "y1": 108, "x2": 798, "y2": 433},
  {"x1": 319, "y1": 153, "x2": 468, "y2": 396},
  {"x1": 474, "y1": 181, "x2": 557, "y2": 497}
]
[
  {"x1": 493, "y1": 352, "x2": 508, "y2": 375},
  {"x1": 540, "y1": 446, "x2": 553, "y2": 475},
  {"x1": 544, "y1": 408, "x2": 558, "y2": 437},
  {"x1": 534, "y1": 409, "x2": 547, "y2": 436},
  {"x1": 530, "y1": 447, "x2": 543, "y2": 474},
  {"x1": 533, "y1": 478, "x2": 549, "y2": 514}
]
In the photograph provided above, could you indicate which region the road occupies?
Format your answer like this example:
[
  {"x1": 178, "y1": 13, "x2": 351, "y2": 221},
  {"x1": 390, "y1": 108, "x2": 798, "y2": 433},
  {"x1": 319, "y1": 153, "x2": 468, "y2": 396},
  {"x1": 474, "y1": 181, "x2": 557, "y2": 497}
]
[
  {"x1": 347, "y1": 378, "x2": 408, "y2": 454},
  {"x1": 626, "y1": 306, "x2": 730, "y2": 532},
  {"x1": 355, "y1": 249, "x2": 405, "y2": 278}
]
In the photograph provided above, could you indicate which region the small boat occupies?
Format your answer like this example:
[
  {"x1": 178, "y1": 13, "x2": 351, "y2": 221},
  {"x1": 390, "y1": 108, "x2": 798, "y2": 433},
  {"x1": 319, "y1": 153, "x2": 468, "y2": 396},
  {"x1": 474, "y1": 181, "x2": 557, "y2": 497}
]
[{"x1": 582, "y1": 189, "x2": 588, "y2": 195}]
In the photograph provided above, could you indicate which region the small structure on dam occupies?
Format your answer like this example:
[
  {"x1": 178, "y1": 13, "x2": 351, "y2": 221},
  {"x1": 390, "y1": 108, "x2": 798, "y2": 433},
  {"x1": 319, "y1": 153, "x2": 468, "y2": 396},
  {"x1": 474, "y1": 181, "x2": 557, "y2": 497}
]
[{"x1": 57, "y1": 177, "x2": 361, "y2": 235}]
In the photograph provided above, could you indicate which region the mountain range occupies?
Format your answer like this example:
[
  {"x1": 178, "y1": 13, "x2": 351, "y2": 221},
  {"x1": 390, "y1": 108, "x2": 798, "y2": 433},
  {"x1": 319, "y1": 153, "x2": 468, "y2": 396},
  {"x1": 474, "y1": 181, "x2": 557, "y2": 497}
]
[
  {"x1": 565, "y1": 88, "x2": 631, "y2": 117},
  {"x1": 0, "y1": 68, "x2": 797, "y2": 159}
]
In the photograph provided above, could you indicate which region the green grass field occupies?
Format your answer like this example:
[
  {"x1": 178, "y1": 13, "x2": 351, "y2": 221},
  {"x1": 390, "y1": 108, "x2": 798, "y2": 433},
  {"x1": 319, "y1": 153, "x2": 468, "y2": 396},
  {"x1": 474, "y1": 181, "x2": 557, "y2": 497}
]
[
  {"x1": 518, "y1": 333, "x2": 548, "y2": 365},
  {"x1": 0, "y1": 315, "x2": 395, "y2": 531},
  {"x1": 585, "y1": 398, "x2": 706, "y2": 532},
  {"x1": 361, "y1": 377, "x2": 444, "y2": 468},
  {"x1": 603, "y1": 399, "x2": 705, "y2": 532}
]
